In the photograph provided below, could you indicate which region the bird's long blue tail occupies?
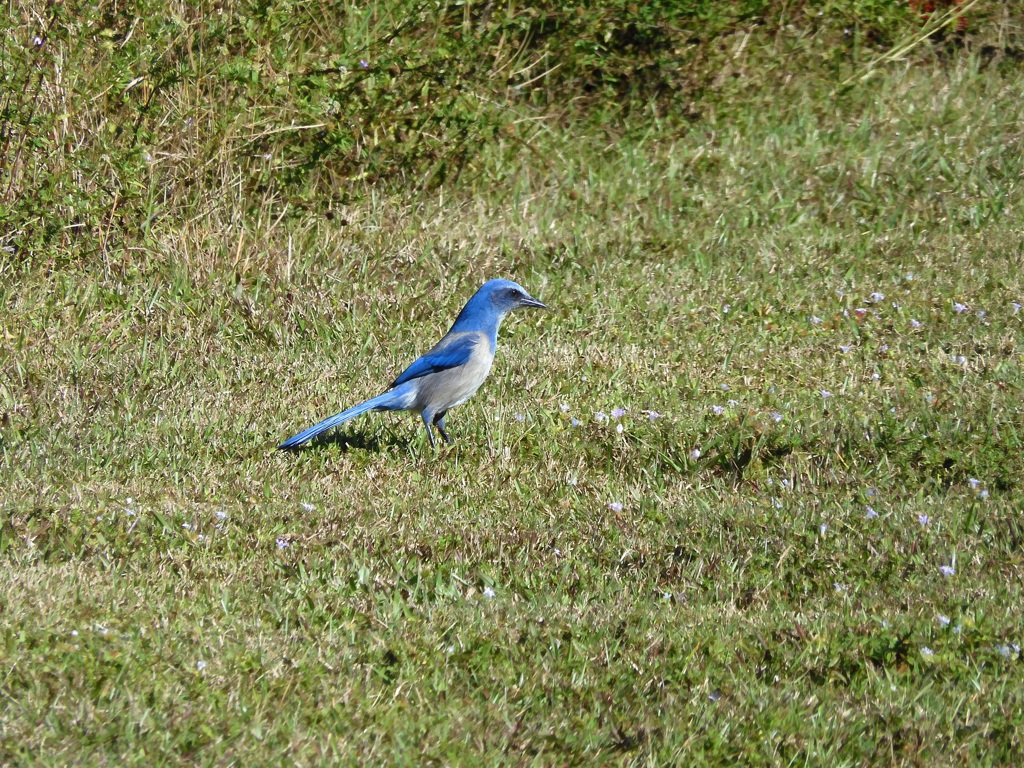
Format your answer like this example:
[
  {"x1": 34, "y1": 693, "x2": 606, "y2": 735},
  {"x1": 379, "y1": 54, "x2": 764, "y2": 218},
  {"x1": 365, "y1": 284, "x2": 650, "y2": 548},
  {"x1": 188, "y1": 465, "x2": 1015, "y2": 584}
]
[{"x1": 278, "y1": 388, "x2": 409, "y2": 449}]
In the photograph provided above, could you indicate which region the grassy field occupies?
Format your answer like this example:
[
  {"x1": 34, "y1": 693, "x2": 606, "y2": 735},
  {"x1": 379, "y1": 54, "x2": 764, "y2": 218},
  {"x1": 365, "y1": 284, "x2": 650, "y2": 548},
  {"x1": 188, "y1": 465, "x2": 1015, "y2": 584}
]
[{"x1": 3, "y1": 1, "x2": 1024, "y2": 764}]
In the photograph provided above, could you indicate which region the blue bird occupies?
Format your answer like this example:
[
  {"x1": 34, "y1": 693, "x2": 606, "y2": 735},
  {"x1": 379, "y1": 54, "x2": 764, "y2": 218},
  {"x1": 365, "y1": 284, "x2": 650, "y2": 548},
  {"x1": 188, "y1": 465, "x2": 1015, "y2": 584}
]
[{"x1": 279, "y1": 279, "x2": 547, "y2": 450}]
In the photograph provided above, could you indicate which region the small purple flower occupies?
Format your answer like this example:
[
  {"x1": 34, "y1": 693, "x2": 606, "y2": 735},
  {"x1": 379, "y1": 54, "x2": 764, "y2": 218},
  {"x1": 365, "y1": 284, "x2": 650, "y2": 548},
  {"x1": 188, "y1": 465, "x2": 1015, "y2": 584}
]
[
  {"x1": 938, "y1": 615, "x2": 951, "y2": 626},
  {"x1": 869, "y1": 292, "x2": 885, "y2": 303},
  {"x1": 979, "y1": 489, "x2": 989, "y2": 500},
  {"x1": 276, "y1": 537, "x2": 290, "y2": 550},
  {"x1": 594, "y1": 411, "x2": 608, "y2": 423},
  {"x1": 810, "y1": 315, "x2": 823, "y2": 325},
  {"x1": 967, "y1": 478, "x2": 980, "y2": 489},
  {"x1": 839, "y1": 344, "x2": 854, "y2": 354},
  {"x1": 722, "y1": 304, "x2": 730, "y2": 314},
  {"x1": 570, "y1": 417, "x2": 580, "y2": 427},
  {"x1": 921, "y1": 646, "x2": 934, "y2": 657},
  {"x1": 482, "y1": 586, "x2": 496, "y2": 598},
  {"x1": 611, "y1": 408, "x2": 626, "y2": 419},
  {"x1": 770, "y1": 411, "x2": 783, "y2": 423},
  {"x1": 720, "y1": 384, "x2": 731, "y2": 391},
  {"x1": 514, "y1": 413, "x2": 525, "y2": 423},
  {"x1": 644, "y1": 410, "x2": 662, "y2": 421},
  {"x1": 939, "y1": 565, "x2": 955, "y2": 577},
  {"x1": 216, "y1": 510, "x2": 228, "y2": 521},
  {"x1": 33, "y1": 36, "x2": 44, "y2": 47},
  {"x1": 690, "y1": 448, "x2": 702, "y2": 460},
  {"x1": 559, "y1": 403, "x2": 570, "y2": 413},
  {"x1": 819, "y1": 523, "x2": 828, "y2": 534},
  {"x1": 1012, "y1": 302, "x2": 1022, "y2": 315},
  {"x1": 359, "y1": 58, "x2": 370, "y2": 69},
  {"x1": 727, "y1": 399, "x2": 739, "y2": 407},
  {"x1": 918, "y1": 514, "x2": 930, "y2": 526},
  {"x1": 608, "y1": 502, "x2": 623, "y2": 513},
  {"x1": 865, "y1": 506, "x2": 878, "y2": 519},
  {"x1": 197, "y1": 660, "x2": 207, "y2": 670},
  {"x1": 879, "y1": 344, "x2": 889, "y2": 352},
  {"x1": 910, "y1": 319, "x2": 922, "y2": 329},
  {"x1": 301, "y1": 502, "x2": 315, "y2": 512},
  {"x1": 976, "y1": 310, "x2": 986, "y2": 319},
  {"x1": 953, "y1": 302, "x2": 969, "y2": 314},
  {"x1": 711, "y1": 405, "x2": 725, "y2": 416},
  {"x1": 820, "y1": 390, "x2": 832, "y2": 399}
]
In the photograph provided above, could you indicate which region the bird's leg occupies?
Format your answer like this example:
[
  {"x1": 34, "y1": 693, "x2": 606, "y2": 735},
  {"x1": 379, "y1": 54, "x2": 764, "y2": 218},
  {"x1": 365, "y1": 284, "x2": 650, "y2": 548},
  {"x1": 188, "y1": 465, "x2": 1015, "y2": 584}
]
[
  {"x1": 421, "y1": 413, "x2": 436, "y2": 448},
  {"x1": 433, "y1": 412, "x2": 453, "y2": 444}
]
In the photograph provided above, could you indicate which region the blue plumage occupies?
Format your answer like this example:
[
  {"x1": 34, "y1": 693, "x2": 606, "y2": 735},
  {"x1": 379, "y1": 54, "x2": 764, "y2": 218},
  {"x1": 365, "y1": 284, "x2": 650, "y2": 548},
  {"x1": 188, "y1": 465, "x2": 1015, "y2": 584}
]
[
  {"x1": 389, "y1": 333, "x2": 479, "y2": 388},
  {"x1": 279, "y1": 279, "x2": 547, "y2": 449}
]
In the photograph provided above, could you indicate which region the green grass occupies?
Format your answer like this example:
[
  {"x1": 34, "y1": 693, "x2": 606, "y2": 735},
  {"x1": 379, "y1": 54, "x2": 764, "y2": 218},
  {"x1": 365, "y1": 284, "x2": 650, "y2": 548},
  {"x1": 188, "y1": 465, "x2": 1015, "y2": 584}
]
[{"x1": 3, "y1": 1, "x2": 1024, "y2": 764}]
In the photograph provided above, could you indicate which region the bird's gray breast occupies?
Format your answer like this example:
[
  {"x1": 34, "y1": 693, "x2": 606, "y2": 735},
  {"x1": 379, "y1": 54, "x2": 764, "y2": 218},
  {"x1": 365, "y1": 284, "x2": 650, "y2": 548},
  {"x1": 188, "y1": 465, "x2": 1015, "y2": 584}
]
[{"x1": 411, "y1": 332, "x2": 494, "y2": 414}]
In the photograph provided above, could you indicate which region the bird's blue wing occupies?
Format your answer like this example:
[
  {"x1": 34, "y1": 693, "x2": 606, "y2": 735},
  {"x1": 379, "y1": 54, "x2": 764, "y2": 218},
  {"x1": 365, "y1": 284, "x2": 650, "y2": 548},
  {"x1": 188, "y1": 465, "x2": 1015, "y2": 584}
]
[{"x1": 390, "y1": 333, "x2": 479, "y2": 388}]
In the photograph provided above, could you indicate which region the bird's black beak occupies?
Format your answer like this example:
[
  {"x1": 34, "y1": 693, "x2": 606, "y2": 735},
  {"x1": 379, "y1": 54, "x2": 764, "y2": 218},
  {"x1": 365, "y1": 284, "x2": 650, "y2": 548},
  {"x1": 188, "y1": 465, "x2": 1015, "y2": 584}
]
[{"x1": 520, "y1": 295, "x2": 547, "y2": 310}]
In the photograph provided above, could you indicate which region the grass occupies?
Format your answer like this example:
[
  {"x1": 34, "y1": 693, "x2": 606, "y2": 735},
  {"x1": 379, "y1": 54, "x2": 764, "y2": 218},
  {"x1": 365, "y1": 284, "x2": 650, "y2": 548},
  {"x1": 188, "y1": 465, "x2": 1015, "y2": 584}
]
[{"x1": 3, "y1": 1, "x2": 1024, "y2": 764}]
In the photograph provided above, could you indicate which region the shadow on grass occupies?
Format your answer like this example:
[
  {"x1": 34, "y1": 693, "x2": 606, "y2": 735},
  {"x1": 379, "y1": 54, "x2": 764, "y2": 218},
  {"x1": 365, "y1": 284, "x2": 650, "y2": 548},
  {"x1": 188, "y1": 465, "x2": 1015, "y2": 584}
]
[{"x1": 278, "y1": 427, "x2": 414, "y2": 454}]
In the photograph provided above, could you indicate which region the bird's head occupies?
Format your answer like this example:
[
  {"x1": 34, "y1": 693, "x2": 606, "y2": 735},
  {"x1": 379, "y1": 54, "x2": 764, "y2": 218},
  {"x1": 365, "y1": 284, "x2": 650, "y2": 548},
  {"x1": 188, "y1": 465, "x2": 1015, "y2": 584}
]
[
  {"x1": 449, "y1": 278, "x2": 547, "y2": 337},
  {"x1": 479, "y1": 278, "x2": 547, "y2": 315}
]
